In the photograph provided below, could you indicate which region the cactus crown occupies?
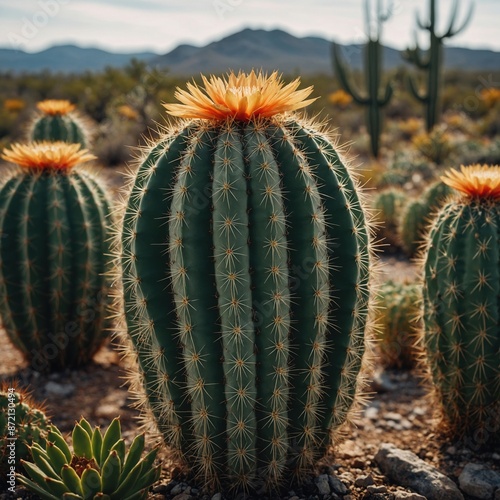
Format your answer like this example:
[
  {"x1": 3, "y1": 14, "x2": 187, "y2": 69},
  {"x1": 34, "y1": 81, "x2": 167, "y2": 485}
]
[
  {"x1": 164, "y1": 70, "x2": 316, "y2": 121},
  {"x1": 1, "y1": 141, "x2": 95, "y2": 171},
  {"x1": 441, "y1": 164, "x2": 500, "y2": 200},
  {"x1": 36, "y1": 99, "x2": 76, "y2": 116}
]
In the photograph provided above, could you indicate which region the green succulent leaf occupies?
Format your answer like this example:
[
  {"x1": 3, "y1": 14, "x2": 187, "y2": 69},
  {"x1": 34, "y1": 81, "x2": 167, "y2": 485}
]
[
  {"x1": 110, "y1": 439, "x2": 125, "y2": 466},
  {"x1": 80, "y1": 467, "x2": 102, "y2": 500},
  {"x1": 17, "y1": 473, "x2": 60, "y2": 500},
  {"x1": 120, "y1": 434, "x2": 144, "y2": 480},
  {"x1": 111, "y1": 459, "x2": 143, "y2": 498},
  {"x1": 21, "y1": 460, "x2": 50, "y2": 485},
  {"x1": 61, "y1": 464, "x2": 84, "y2": 496},
  {"x1": 100, "y1": 418, "x2": 121, "y2": 465},
  {"x1": 62, "y1": 494, "x2": 85, "y2": 499},
  {"x1": 30, "y1": 446, "x2": 59, "y2": 479},
  {"x1": 78, "y1": 418, "x2": 94, "y2": 438},
  {"x1": 73, "y1": 423, "x2": 93, "y2": 460},
  {"x1": 44, "y1": 476, "x2": 71, "y2": 497},
  {"x1": 45, "y1": 441, "x2": 69, "y2": 474},
  {"x1": 100, "y1": 450, "x2": 121, "y2": 494},
  {"x1": 91, "y1": 426, "x2": 103, "y2": 465},
  {"x1": 47, "y1": 427, "x2": 72, "y2": 462}
]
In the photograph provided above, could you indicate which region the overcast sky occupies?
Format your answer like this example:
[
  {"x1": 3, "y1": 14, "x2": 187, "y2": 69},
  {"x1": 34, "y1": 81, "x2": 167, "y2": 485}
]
[{"x1": 1, "y1": 0, "x2": 498, "y2": 54}]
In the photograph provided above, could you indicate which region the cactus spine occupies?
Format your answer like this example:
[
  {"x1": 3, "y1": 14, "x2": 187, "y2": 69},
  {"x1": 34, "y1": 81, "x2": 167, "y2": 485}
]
[
  {"x1": 332, "y1": 0, "x2": 393, "y2": 157},
  {"x1": 120, "y1": 71, "x2": 375, "y2": 491},
  {"x1": 421, "y1": 165, "x2": 500, "y2": 443},
  {"x1": 403, "y1": 0, "x2": 474, "y2": 131},
  {"x1": 0, "y1": 142, "x2": 113, "y2": 372},
  {"x1": 30, "y1": 100, "x2": 89, "y2": 147}
]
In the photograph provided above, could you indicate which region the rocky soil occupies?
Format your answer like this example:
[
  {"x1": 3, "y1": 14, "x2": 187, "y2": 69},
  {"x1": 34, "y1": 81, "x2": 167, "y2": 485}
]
[{"x1": 1, "y1": 257, "x2": 499, "y2": 500}]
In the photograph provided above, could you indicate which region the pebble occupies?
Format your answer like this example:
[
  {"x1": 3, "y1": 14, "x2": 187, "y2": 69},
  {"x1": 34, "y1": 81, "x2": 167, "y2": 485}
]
[
  {"x1": 328, "y1": 474, "x2": 348, "y2": 495},
  {"x1": 173, "y1": 494, "x2": 192, "y2": 500},
  {"x1": 171, "y1": 483, "x2": 185, "y2": 495},
  {"x1": 315, "y1": 474, "x2": 331, "y2": 495},
  {"x1": 365, "y1": 406, "x2": 380, "y2": 420},
  {"x1": 393, "y1": 492, "x2": 427, "y2": 500},
  {"x1": 44, "y1": 381, "x2": 75, "y2": 397},
  {"x1": 367, "y1": 485, "x2": 388, "y2": 494},
  {"x1": 211, "y1": 494, "x2": 222, "y2": 500},
  {"x1": 458, "y1": 463, "x2": 500, "y2": 499},
  {"x1": 375, "y1": 443, "x2": 464, "y2": 500},
  {"x1": 355, "y1": 474, "x2": 375, "y2": 487},
  {"x1": 370, "y1": 370, "x2": 396, "y2": 392}
]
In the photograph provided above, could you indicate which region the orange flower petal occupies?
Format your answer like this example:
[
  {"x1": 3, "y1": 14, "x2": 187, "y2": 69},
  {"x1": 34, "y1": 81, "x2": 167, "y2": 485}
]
[{"x1": 441, "y1": 164, "x2": 500, "y2": 200}]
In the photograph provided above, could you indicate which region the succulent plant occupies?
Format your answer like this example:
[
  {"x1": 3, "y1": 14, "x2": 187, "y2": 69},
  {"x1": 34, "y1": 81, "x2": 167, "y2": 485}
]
[
  {"x1": 372, "y1": 188, "x2": 407, "y2": 250},
  {"x1": 421, "y1": 164, "x2": 500, "y2": 443},
  {"x1": 30, "y1": 100, "x2": 89, "y2": 147},
  {"x1": 0, "y1": 385, "x2": 49, "y2": 480},
  {"x1": 0, "y1": 142, "x2": 114, "y2": 372},
  {"x1": 375, "y1": 280, "x2": 422, "y2": 369},
  {"x1": 19, "y1": 417, "x2": 161, "y2": 500},
  {"x1": 119, "y1": 70, "x2": 375, "y2": 492}
]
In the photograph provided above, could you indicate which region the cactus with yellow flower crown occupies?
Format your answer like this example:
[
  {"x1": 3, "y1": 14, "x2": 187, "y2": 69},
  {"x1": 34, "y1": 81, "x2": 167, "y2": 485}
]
[
  {"x1": 118, "y1": 70, "x2": 376, "y2": 492},
  {"x1": 0, "y1": 142, "x2": 114, "y2": 372},
  {"x1": 30, "y1": 100, "x2": 89, "y2": 147},
  {"x1": 421, "y1": 164, "x2": 500, "y2": 444}
]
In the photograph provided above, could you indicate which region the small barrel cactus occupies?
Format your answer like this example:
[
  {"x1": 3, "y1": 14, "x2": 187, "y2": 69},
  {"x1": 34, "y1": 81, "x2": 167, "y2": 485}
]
[
  {"x1": 375, "y1": 280, "x2": 422, "y2": 369},
  {"x1": 372, "y1": 188, "x2": 407, "y2": 250},
  {"x1": 30, "y1": 100, "x2": 89, "y2": 147},
  {"x1": 422, "y1": 164, "x2": 500, "y2": 444},
  {"x1": 19, "y1": 417, "x2": 160, "y2": 500},
  {"x1": 400, "y1": 180, "x2": 453, "y2": 257},
  {"x1": 0, "y1": 386, "x2": 49, "y2": 480},
  {"x1": 120, "y1": 70, "x2": 375, "y2": 491},
  {"x1": 0, "y1": 142, "x2": 114, "y2": 372}
]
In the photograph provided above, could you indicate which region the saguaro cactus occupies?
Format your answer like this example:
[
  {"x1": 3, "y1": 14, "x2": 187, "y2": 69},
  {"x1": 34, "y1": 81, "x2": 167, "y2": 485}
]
[
  {"x1": 332, "y1": 0, "x2": 393, "y2": 157},
  {"x1": 403, "y1": 0, "x2": 474, "y2": 131},
  {"x1": 120, "y1": 70, "x2": 375, "y2": 491},
  {"x1": 421, "y1": 164, "x2": 500, "y2": 444},
  {"x1": 0, "y1": 142, "x2": 113, "y2": 372},
  {"x1": 30, "y1": 100, "x2": 89, "y2": 146}
]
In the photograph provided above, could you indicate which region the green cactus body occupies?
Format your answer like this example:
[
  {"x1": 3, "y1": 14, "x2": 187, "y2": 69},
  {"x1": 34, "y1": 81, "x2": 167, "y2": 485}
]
[
  {"x1": 121, "y1": 72, "x2": 374, "y2": 491},
  {"x1": 331, "y1": 0, "x2": 393, "y2": 158},
  {"x1": 30, "y1": 100, "x2": 88, "y2": 147},
  {"x1": 400, "y1": 181, "x2": 453, "y2": 257},
  {"x1": 422, "y1": 165, "x2": 500, "y2": 443},
  {"x1": 0, "y1": 387, "x2": 49, "y2": 482},
  {"x1": 373, "y1": 188, "x2": 407, "y2": 249},
  {"x1": 0, "y1": 143, "x2": 113, "y2": 372},
  {"x1": 376, "y1": 280, "x2": 421, "y2": 369},
  {"x1": 404, "y1": 0, "x2": 473, "y2": 130}
]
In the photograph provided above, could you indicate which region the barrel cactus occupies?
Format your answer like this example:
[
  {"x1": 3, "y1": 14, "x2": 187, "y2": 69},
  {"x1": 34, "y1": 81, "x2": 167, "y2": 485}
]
[
  {"x1": 120, "y1": 70, "x2": 375, "y2": 491},
  {"x1": 1, "y1": 386, "x2": 49, "y2": 481},
  {"x1": 422, "y1": 164, "x2": 500, "y2": 444},
  {"x1": 0, "y1": 142, "x2": 114, "y2": 372},
  {"x1": 400, "y1": 180, "x2": 452, "y2": 257},
  {"x1": 30, "y1": 100, "x2": 89, "y2": 147},
  {"x1": 375, "y1": 280, "x2": 421, "y2": 369},
  {"x1": 19, "y1": 417, "x2": 160, "y2": 500}
]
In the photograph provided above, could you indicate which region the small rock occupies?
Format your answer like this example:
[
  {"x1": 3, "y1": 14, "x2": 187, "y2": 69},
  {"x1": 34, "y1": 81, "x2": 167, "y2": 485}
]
[
  {"x1": 385, "y1": 412, "x2": 403, "y2": 422},
  {"x1": 370, "y1": 370, "x2": 396, "y2": 392},
  {"x1": 447, "y1": 447, "x2": 457, "y2": 455},
  {"x1": 315, "y1": 474, "x2": 331, "y2": 495},
  {"x1": 152, "y1": 485, "x2": 169, "y2": 494},
  {"x1": 352, "y1": 458, "x2": 367, "y2": 469},
  {"x1": 367, "y1": 485, "x2": 388, "y2": 494},
  {"x1": 492, "y1": 453, "x2": 500, "y2": 461},
  {"x1": 375, "y1": 443, "x2": 464, "y2": 500},
  {"x1": 173, "y1": 494, "x2": 191, "y2": 500},
  {"x1": 171, "y1": 483, "x2": 184, "y2": 495},
  {"x1": 393, "y1": 492, "x2": 427, "y2": 500},
  {"x1": 355, "y1": 474, "x2": 375, "y2": 487},
  {"x1": 328, "y1": 474, "x2": 348, "y2": 495},
  {"x1": 94, "y1": 404, "x2": 120, "y2": 419},
  {"x1": 458, "y1": 463, "x2": 500, "y2": 499},
  {"x1": 211, "y1": 494, "x2": 222, "y2": 500},
  {"x1": 365, "y1": 406, "x2": 379, "y2": 420},
  {"x1": 44, "y1": 381, "x2": 75, "y2": 397}
]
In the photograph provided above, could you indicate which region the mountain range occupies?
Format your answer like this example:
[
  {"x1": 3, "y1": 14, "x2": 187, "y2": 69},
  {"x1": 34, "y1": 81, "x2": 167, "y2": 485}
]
[{"x1": 1, "y1": 28, "x2": 499, "y2": 75}]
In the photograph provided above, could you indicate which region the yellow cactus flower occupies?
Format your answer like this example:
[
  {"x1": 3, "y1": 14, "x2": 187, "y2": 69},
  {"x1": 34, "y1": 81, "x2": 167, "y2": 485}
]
[
  {"x1": 441, "y1": 164, "x2": 500, "y2": 199},
  {"x1": 36, "y1": 99, "x2": 76, "y2": 116}
]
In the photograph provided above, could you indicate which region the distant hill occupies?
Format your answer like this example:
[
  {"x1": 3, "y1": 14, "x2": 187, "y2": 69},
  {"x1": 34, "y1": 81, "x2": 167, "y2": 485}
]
[
  {"x1": 1, "y1": 29, "x2": 499, "y2": 74},
  {"x1": 0, "y1": 44, "x2": 156, "y2": 73}
]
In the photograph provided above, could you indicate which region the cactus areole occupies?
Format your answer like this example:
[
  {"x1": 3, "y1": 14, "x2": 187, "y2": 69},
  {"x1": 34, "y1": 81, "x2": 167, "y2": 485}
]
[
  {"x1": 0, "y1": 142, "x2": 113, "y2": 372},
  {"x1": 122, "y1": 71, "x2": 374, "y2": 491},
  {"x1": 422, "y1": 164, "x2": 500, "y2": 443}
]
